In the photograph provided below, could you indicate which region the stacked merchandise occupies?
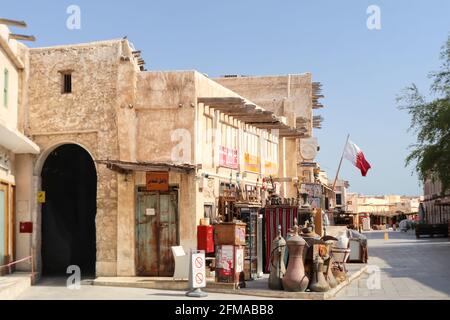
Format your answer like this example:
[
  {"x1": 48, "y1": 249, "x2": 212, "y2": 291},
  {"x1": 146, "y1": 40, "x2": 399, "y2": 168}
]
[{"x1": 214, "y1": 222, "x2": 246, "y2": 288}]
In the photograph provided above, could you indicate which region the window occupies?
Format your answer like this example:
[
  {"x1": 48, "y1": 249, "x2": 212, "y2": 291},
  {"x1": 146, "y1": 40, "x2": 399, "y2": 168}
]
[
  {"x1": 62, "y1": 72, "x2": 72, "y2": 93},
  {"x1": 204, "y1": 204, "x2": 214, "y2": 220},
  {"x1": 336, "y1": 193, "x2": 342, "y2": 206},
  {"x1": 220, "y1": 122, "x2": 237, "y2": 150},
  {"x1": 244, "y1": 130, "x2": 259, "y2": 155},
  {"x1": 3, "y1": 68, "x2": 8, "y2": 107}
]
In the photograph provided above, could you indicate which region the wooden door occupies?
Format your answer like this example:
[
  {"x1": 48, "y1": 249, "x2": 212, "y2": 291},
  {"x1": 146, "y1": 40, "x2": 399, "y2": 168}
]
[
  {"x1": 0, "y1": 184, "x2": 6, "y2": 267},
  {"x1": 136, "y1": 190, "x2": 178, "y2": 276}
]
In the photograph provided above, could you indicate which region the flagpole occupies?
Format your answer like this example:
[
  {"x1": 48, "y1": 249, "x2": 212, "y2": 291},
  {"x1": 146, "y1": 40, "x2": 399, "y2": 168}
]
[{"x1": 331, "y1": 134, "x2": 350, "y2": 192}]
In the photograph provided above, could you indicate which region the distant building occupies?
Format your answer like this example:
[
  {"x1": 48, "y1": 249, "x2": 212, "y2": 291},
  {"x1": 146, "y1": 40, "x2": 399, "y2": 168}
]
[{"x1": 346, "y1": 193, "x2": 421, "y2": 228}]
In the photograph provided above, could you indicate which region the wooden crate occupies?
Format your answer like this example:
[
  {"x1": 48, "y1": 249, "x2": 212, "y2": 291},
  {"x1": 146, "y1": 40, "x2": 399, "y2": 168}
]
[{"x1": 214, "y1": 223, "x2": 246, "y2": 246}]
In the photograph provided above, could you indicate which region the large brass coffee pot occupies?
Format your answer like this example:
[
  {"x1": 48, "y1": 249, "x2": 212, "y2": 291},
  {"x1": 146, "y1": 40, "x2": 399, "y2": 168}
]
[
  {"x1": 282, "y1": 224, "x2": 309, "y2": 292},
  {"x1": 268, "y1": 226, "x2": 286, "y2": 290}
]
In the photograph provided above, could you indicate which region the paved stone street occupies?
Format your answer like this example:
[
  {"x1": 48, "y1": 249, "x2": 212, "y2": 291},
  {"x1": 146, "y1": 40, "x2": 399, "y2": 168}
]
[
  {"x1": 335, "y1": 230, "x2": 450, "y2": 300},
  {"x1": 15, "y1": 230, "x2": 450, "y2": 300},
  {"x1": 17, "y1": 277, "x2": 277, "y2": 300}
]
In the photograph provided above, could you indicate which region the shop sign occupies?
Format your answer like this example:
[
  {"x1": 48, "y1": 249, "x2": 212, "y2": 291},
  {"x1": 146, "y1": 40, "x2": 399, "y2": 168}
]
[
  {"x1": 264, "y1": 160, "x2": 278, "y2": 175},
  {"x1": 235, "y1": 248, "x2": 244, "y2": 273},
  {"x1": 146, "y1": 172, "x2": 169, "y2": 191},
  {"x1": 219, "y1": 146, "x2": 238, "y2": 169},
  {"x1": 307, "y1": 197, "x2": 321, "y2": 209},
  {"x1": 217, "y1": 245, "x2": 234, "y2": 276},
  {"x1": 244, "y1": 153, "x2": 260, "y2": 173},
  {"x1": 300, "y1": 183, "x2": 322, "y2": 197}
]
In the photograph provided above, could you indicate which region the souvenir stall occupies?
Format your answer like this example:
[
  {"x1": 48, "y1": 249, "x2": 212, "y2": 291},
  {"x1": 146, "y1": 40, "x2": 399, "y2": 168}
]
[
  {"x1": 266, "y1": 219, "x2": 354, "y2": 293},
  {"x1": 263, "y1": 196, "x2": 316, "y2": 273},
  {"x1": 207, "y1": 183, "x2": 265, "y2": 286}
]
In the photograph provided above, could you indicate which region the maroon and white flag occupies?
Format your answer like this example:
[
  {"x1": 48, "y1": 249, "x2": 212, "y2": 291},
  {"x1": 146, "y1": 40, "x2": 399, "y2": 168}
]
[{"x1": 343, "y1": 140, "x2": 372, "y2": 176}]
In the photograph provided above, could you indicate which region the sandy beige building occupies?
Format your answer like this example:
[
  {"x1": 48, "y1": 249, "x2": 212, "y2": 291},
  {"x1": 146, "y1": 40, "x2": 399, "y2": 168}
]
[
  {"x1": 5, "y1": 34, "x2": 321, "y2": 278},
  {"x1": 0, "y1": 24, "x2": 40, "y2": 273}
]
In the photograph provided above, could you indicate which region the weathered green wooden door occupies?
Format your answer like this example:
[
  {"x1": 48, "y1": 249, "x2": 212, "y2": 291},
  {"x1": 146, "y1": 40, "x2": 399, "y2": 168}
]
[{"x1": 136, "y1": 190, "x2": 178, "y2": 276}]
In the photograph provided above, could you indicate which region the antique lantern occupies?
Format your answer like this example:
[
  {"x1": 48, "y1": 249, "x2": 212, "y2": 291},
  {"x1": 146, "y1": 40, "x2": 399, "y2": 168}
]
[
  {"x1": 268, "y1": 225, "x2": 286, "y2": 290},
  {"x1": 282, "y1": 224, "x2": 309, "y2": 292}
]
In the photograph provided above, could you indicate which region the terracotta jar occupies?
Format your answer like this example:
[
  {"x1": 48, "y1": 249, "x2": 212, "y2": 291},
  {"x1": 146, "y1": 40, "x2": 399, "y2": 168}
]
[{"x1": 282, "y1": 225, "x2": 309, "y2": 292}]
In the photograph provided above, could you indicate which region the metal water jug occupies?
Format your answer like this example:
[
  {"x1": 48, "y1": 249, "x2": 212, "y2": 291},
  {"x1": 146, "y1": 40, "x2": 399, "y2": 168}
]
[
  {"x1": 323, "y1": 240, "x2": 338, "y2": 288},
  {"x1": 282, "y1": 224, "x2": 309, "y2": 292},
  {"x1": 268, "y1": 226, "x2": 286, "y2": 290},
  {"x1": 309, "y1": 255, "x2": 330, "y2": 292}
]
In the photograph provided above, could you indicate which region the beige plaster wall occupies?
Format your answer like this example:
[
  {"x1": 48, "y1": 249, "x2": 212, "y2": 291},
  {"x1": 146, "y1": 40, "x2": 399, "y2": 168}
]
[{"x1": 25, "y1": 40, "x2": 132, "y2": 276}]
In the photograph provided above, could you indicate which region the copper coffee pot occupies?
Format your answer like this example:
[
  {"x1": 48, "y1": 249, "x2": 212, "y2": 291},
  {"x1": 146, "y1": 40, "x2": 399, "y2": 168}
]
[
  {"x1": 269, "y1": 225, "x2": 286, "y2": 290},
  {"x1": 282, "y1": 222, "x2": 309, "y2": 292}
]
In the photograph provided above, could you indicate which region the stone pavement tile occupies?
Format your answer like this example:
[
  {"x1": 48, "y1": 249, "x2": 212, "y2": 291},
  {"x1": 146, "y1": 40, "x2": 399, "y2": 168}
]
[
  {"x1": 358, "y1": 289, "x2": 372, "y2": 297},
  {"x1": 343, "y1": 286, "x2": 359, "y2": 297}
]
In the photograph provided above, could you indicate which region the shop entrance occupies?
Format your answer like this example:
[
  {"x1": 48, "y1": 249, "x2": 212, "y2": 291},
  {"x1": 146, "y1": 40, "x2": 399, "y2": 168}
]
[
  {"x1": 0, "y1": 184, "x2": 6, "y2": 267},
  {"x1": 41, "y1": 144, "x2": 97, "y2": 276},
  {"x1": 136, "y1": 188, "x2": 178, "y2": 276}
]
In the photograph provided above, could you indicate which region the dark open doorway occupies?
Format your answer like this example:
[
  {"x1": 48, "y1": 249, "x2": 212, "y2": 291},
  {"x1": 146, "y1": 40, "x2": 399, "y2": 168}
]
[{"x1": 41, "y1": 144, "x2": 97, "y2": 276}]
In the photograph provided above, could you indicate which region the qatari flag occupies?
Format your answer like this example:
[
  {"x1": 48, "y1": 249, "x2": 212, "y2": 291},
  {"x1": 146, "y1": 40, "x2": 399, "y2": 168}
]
[{"x1": 343, "y1": 140, "x2": 372, "y2": 176}]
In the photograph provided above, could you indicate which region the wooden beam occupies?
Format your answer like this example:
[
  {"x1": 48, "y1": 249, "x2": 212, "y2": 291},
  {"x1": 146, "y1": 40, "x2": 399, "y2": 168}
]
[
  {"x1": 0, "y1": 18, "x2": 27, "y2": 28},
  {"x1": 9, "y1": 34, "x2": 35, "y2": 42},
  {"x1": 198, "y1": 97, "x2": 245, "y2": 106}
]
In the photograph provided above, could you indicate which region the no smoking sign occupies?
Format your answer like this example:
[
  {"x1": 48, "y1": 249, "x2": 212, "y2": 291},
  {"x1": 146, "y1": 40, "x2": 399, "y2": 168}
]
[{"x1": 191, "y1": 252, "x2": 206, "y2": 288}]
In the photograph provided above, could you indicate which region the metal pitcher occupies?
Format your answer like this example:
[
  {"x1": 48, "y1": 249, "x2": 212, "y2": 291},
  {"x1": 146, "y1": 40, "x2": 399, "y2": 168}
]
[
  {"x1": 268, "y1": 225, "x2": 286, "y2": 290},
  {"x1": 309, "y1": 255, "x2": 330, "y2": 292},
  {"x1": 282, "y1": 224, "x2": 309, "y2": 292}
]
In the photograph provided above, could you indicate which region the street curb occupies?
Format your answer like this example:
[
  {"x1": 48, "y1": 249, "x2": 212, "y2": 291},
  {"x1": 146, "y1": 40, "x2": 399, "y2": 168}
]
[
  {"x1": 203, "y1": 265, "x2": 368, "y2": 300},
  {"x1": 92, "y1": 265, "x2": 368, "y2": 300}
]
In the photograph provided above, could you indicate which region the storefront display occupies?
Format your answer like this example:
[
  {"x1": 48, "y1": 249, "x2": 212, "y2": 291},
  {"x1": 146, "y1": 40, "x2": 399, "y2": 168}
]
[{"x1": 239, "y1": 206, "x2": 262, "y2": 280}]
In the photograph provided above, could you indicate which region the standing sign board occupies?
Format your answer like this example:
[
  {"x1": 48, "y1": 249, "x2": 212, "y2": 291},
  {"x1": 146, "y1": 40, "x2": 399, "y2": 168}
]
[{"x1": 191, "y1": 251, "x2": 206, "y2": 288}]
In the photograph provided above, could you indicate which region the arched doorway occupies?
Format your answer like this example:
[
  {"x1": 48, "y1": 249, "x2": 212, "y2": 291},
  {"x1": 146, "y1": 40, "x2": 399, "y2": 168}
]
[{"x1": 41, "y1": 144, "x2": 97, "y2": 276}]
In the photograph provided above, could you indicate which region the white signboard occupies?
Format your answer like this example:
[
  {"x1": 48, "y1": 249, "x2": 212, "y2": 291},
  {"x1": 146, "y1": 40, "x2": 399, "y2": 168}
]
[
  {"x1": 146, "y1": 208, "x2": 156, "y2": 216},
  {"x1": 235, "y1": 248, "x2": 244, "y2": 273},
  {"x1": 191, "y1": 252, "x2": 206, "y2": 288}
]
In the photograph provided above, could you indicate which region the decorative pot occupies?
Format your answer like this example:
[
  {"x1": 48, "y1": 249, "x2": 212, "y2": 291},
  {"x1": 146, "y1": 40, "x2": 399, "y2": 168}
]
[
  {"x1": 282, "y1": 225, "x2": 309, "y2": 292},
  {"x1": 269, "y1": 226, "x2": 286, "y2": 290},
  {"x1": 309, "y1": 255, "x2": 330, "y2": 292}
]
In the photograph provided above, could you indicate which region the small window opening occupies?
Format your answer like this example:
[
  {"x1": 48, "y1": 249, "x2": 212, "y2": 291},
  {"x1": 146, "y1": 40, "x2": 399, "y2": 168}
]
[{"x1": 62, "y1": 73, "x2": 72, "y2": 93}]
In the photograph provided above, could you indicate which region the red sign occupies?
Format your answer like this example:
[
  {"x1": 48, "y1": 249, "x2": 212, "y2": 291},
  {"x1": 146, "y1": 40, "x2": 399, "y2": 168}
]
[
  {"x1": 20, "y1": 222, "x2": 33, "y2": 233},
  {"x1": 219, "y1": 146, "x2": 238, "y2": 169},
  {"x1": 146, "y1": 172, "x2": 169, "y2": 191}
]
